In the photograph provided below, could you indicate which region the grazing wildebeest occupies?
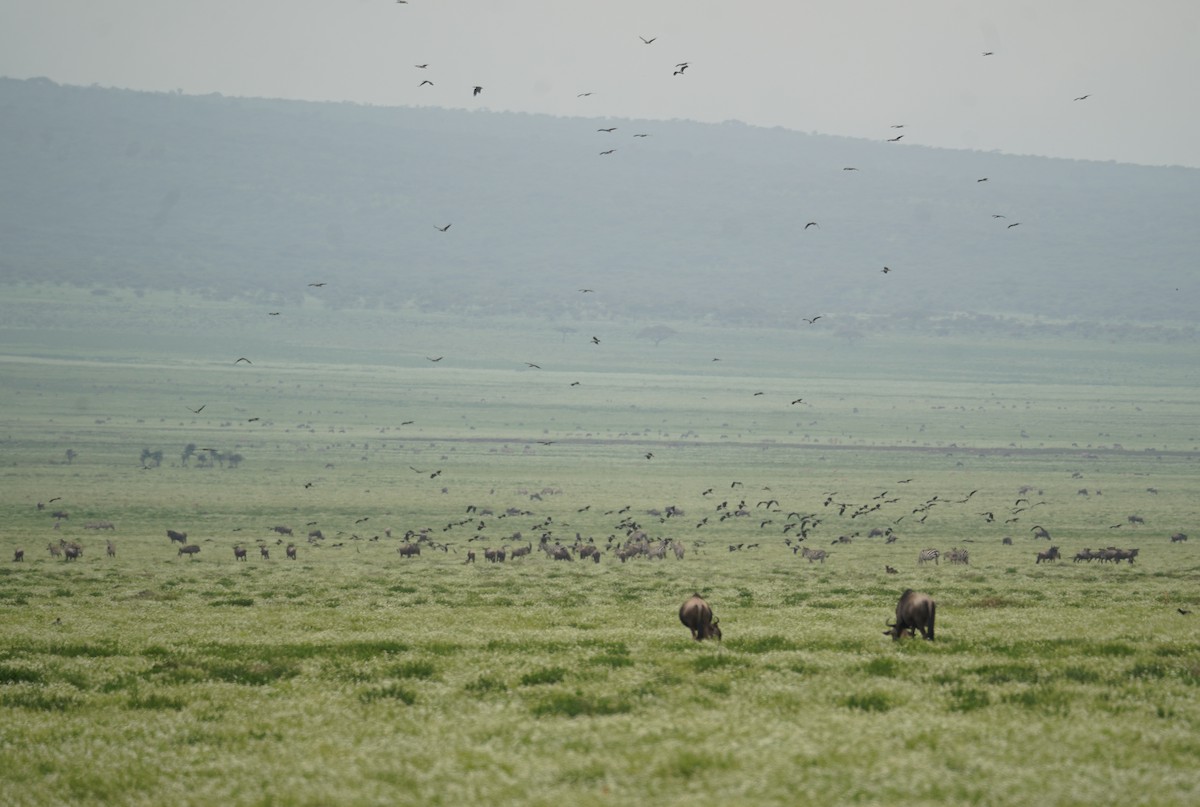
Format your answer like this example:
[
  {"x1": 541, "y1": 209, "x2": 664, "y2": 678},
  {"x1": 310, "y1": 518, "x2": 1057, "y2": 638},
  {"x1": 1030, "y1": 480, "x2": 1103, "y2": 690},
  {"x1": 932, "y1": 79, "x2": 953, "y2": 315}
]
[
  {"x1": 918, "y1": 548, "x2": 940, "y2": 565},
  {"x1": 885, "y1": 565, "x2": 897, "y2": 574},
  {"x1": 233, "y1": 545, "x2": 247, "y2": 561},
  {"x1": 13, "y1": 549, "x2": 23, "y2": 562},
  {"x1": 308, "y1": 529, "x2": 324, "y2": 541},
  {"x1": 464, "y1": 551, "x2": 476, "y2": 564},
  {"x1": 167, "y1": 529, "x2": 187, "y2": 544},
  {"x1": 260, "y1": 546, "x2": 270, "y2": 560},
  {"x1": 63, "y1": 542, "x2": 82, "y2": 561},
  {"x1": 85, "y1": 520, "x2": 115, "y2": 531},
  {"x1": 1073, "y1": 548, "x2": 1094, "y2": 563},
  {"x1": 550, "y1": 546, "x2": 573, "y2": 561},
  {"x1": 1170, "y1": 533, "x2": 1188, "y2": 543},
  {"x1": 178, "y1": 544, "x2": 201, "y2": 559},
  {"x1": 397, "y1": 543, "x2": 421, "y2": 558},
  {"x1": 106, "y1": 540, "x2": 116, "y2": 558},
  {"x1": 868, "y1": 527, "x2": 886, "y2": 538},
  {"x1": 884, "y1": 589, "x2": 936, "y2": 641},
  {"x1": 592, "y1": 551, "x2": 600, "y2": 563},
  {"x1": 1036, "y1": 546, "x2": 1061, "y2": 564},
  {"x1": 679, "y1": 594, "x2": 721, "y2": 642},
  {"x1": 1127, "y1": 515, "x2": 1145, "y2": 526},
  {"x1": 51, "y1": 510, "x2": 69, "y2": 520},
  {"x1": 286, "y1": 544, "x2": 297, "y2": 560},
  {"x1": 272, "y1": 526, "x2": 293, "y2": 537},
  {"x1": 1002, "y1": 536, "x2": 1013, "y2": 545}
]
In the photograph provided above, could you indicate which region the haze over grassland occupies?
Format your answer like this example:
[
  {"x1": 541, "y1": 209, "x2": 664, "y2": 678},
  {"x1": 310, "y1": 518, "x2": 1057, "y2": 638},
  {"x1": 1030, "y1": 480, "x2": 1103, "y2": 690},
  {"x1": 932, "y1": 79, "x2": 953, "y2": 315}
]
[{"x1": 1, "y1": 76, "x2": 1197, "y2": 346}]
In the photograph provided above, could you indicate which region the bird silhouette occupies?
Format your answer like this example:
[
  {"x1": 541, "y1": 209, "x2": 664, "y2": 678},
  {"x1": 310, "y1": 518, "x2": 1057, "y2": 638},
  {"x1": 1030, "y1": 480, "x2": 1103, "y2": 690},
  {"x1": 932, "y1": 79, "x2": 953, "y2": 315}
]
[
  {"x1": 881, "y1": 267, "x2": 891, "y2": 274},
  {"x1": 597, "y1": 127, "x2": 617, "y2": 132},
  {"x1": 1073, "y1": 94, "x2": 1090, "y2": 101},
  {"x1": 982, "y1": 51, "x2": 994, "y2": 56},
  {"x1": 473, "y1": 86, "x2": 483, "y2": 96},
  {"x1": 887, "y1": 135, "x2": 904, "y2": 142},
  {"x1": 419, "y1": 80, "x2": 433, "y2": 87},
  {"x1": 639, "y1": 36, "x2": 656, "y2": 44},
  {"x1": 1007, "y1": 222, "x2": 1021, "y2": 228},
  {"x1": 426, "y1": 356, "x2": 443, "y2": 362},
  {"x1": 600, "y1": 149, "x2": 616, "y2": 155},
  {"x1": 235, "y1": 357, "x2": 252, "y2": 364},
  {"x1": 591, "y1": 336, "x2": 600, "y2": 344},
  {"x1": 805, "y1": 221, "x2": 819, "y2": 229},
  {"x1": 268, "y1": 312, "x2": 280, "y2": 316},
  {"x1": 579, "y1": 288, "x2": 594, "y2": 293},
  {"x1": 308, "y1": 282, "x2": 326, "y2": 287},
  {"x1": 645, "y1": 452, "x2": 654, "y2": 459},
  {"x1": 803, "y1": 316, "x2": 822, "y2": 324},
  {"x1": 843, "y1": 167, "x2": 859, "y2": 171},
  {"x1": 188, "y1": 405, "x2": 206, "y2": 414},
  {"x1": 577, "y1": 92, "x2": 593, "y2": 97},
  {"x1": 434, "y1": 224, "x2": 451, "y2": 232},
  {"x1": 791, "y1": 399, "x2": 805, "y2": 405},
  {"x1": 414, "y1": 64, "x2": 428, "y2": 68},
  {"x1": 525, "y1": 362, "x2": 541, "y2": 369},
  {"x1": 977, "y1": 178, "x2": 989, "y2": 182}
]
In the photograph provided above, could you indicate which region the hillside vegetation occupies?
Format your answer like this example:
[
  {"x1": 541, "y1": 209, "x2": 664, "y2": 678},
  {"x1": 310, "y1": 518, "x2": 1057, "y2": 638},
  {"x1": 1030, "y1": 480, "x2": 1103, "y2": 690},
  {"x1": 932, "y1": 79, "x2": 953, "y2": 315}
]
[{"x1": 2, "y1": 77, "x2": 1197, "y2": 334}]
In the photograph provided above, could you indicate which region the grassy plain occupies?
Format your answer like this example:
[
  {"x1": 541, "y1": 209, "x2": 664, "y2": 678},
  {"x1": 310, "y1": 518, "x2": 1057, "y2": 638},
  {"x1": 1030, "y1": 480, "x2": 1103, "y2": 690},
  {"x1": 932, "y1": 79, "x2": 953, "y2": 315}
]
[{"x1": 1, "y1": 298, "x2": 1198, "y2": 806}]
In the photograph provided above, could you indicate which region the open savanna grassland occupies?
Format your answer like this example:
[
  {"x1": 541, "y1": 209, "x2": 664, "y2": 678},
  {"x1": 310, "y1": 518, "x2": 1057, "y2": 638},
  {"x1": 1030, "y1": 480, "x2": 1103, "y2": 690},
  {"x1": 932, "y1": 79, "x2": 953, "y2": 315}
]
[{"x1": 1, "y1": 308, "x2": 1199, "y2": 806}]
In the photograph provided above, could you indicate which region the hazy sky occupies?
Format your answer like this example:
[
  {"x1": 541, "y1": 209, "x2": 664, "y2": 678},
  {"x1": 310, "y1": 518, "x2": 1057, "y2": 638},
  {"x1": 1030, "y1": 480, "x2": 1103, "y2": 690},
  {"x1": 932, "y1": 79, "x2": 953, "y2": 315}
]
[{"x1": 2, "y1": 0, "x2": 1198, "y2": 167}]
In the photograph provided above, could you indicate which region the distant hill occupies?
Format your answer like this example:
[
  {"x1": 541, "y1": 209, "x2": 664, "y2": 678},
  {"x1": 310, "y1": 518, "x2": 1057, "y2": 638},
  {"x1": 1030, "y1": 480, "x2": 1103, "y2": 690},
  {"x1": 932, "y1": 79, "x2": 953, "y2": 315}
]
[{"x1": 1, "y1": 76, "x2": 1196, "y2": 330}]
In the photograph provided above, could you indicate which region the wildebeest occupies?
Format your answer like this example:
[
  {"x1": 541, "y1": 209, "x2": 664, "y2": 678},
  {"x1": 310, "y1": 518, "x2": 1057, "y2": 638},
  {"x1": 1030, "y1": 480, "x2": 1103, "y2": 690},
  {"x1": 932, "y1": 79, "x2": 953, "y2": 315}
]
[
  {"x1": 272, "y1": 526, "x2": 293, "y2": 537},
  {"x1": 1171, "y1": 532, "x2": 1188, "y2": 543},
  {"x1": 233, "y1": 545, "x2": 247, "y2": 561},
  {"x1": 12, "y1": 549, "x2": 23, "y2": 562},
  {"x1": 1036, "y1": 546, "x2": 1061, "y2": 564},
  {"x1": 1127, "y1": 515, "x2": 1145, "y2": 526},
  {"x1": 47, "y1": 542, "x2": 62, "y2": 558},
  {"x1": 167, "y1": 529, "x2": 187, "y2": 544},
  {"x1": 1002, "y1": 536, "x2": 1013, "y2": 546},
  {"x1": 62, "y1": 542, "x2": 82, "y2": 561},
  {"x1": 918, "y1": 548, "x2": 940, "y2": 565},
  {"x1": 85, "y1": 520, "x2": 115, "y2": 531},
  {"x1": 1073, "y1": 548, "x2": 1094, "y2": 563},
  {"x1": 464, "y1": 550, "x2": 476, "y2": 564},
  {"x1": 260, "y1": 546, "x2": 270, "y2": 560},
  {"x1": 308, "y1": 529, "x2": 324, "y2": 541},
  {"x1": 884, "y1": 589, "x2": 936, "y2": 641},
  {"x1": 397, "y1": 542, "x2": 421, "y2": 558},
  {"x1": 106, "y1": 540, "x2": 116, "y2": 558},
  {"x1": 286, "y1": 544, "x2": 297, "y2": 560},
  {"x1": 51, "y1": 510, "x2": 69, "y2": 520},
  {"x1": 178, "y1": 544, "x2": 201, "y2": 559},
  {"x1": 679, "y1": 594, "x2": 721, "y2": 641}
]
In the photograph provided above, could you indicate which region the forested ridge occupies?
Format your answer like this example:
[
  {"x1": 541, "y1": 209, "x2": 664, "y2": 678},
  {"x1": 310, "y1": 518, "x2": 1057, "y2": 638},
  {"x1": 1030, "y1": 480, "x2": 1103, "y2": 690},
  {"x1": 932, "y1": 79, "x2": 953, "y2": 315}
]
[{"x1": 1, "y1": 76, "x2": 1196, "y2": 331}]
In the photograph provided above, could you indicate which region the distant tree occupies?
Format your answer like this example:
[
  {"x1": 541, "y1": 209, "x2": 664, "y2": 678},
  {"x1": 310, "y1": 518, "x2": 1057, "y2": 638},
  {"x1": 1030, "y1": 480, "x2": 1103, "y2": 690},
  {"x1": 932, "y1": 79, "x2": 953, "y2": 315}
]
[
  {"x1": 181, "y1": 443, "x2": 197, "y2": 467},
  {"x1": 636, "y1": 325, "x2": 678, "y2": 346},
  {"x1": 64, "y1": 448, "x2": 77, "y2": 465}
]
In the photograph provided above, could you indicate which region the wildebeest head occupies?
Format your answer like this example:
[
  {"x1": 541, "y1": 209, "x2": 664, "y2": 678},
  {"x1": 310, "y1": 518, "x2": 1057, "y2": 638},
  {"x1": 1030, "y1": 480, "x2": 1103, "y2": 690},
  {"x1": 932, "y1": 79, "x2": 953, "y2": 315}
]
[
  {"x1": 884, "y1": 589, "x2": 935, "y2": 641},
  {"x1": 679, "y1": 593, "x2": 721, "y2": 641}
]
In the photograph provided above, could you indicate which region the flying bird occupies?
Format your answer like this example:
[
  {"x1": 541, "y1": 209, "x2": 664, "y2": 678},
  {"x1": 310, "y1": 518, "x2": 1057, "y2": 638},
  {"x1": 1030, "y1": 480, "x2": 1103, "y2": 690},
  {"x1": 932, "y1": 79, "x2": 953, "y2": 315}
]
[
  {"x1": 308, "y1": 282, "x2": 326, "y2": 287},
  {"x1": 426, "y1": 356, "x2": 443, "y2": 362},
  {"x1": 1007, "y1": 222, "x2": 1021, "y2": 228},
  {"x1": 802, "y1": 316, "x2": 822, "y2": 324},
  {"x1": 645, "y1": 452, "x2": 654, "y2": 459},
  {"x1": 977, "y1": 178, "x2": 989, "y2": 182},
  {"x1": 633, "y1": 133, "x2": 649, "y2": 137},
  {"x1": 881, "y1": 267, "x2": 891, "y2": 274},
  {"x1": 982, "y1": 51, "x2": 994, "y2": 56},
  {"x1": 434, "y1": 224, "x2": 451, "y2": 232},
  {"x1": 188, "y1": 405, "x2": 206, "y2": 414},
  {"x1": 591, "y1": 336, "x2": 600, "y2": 344},
  {"x1": 791, "y1": 399, "x2": 805, "y2": 405},
  {"x1": 414, "y1": 64, "x2": 428, "y2": 68},
  {"x1": 843, "y1": 167, "x2": 859, "y2": 171},
  {"x1": 525, "y1": 362, "x2": 541, "y2": 369},
  {"x1": 579, "y1": 288, "x2": 594, "y2": 293},
  {"x1": 577, "y1": 92, "x2": 593, "y2": 97},
  {"x1": 597, "y1": 127, "x2": 617, "y2": 132},
  {"x1": 247, "y1": 417, "x2": 260, "y2": 422},
  {"x1": 473, "y1": 86, "x2": 483, "y2": 96},
  {"x1": 887, "y1": 135, "x2": 904, "y2": 142},
  {"x1": 991, "y1": 214, "x2": 1007, "y2": 218},
  {"x1": 1073, "y1": 94, "x2": 1090, "y2": 101},
  {"x1": 234, "y1": 357, "x2": 252, "y2": 364},
  {"x1": 419, "y1": 80, "x2": 433, "y2": 87},
  {"x1": 268, "y1": 312, "x2": 280, "y2": 316},
  {"x1": 804, "y1": 222, "x2": 819, "y2": 229},
  {"x1": 600, "y1": 149, "x2": 616, "y2": 155},
  {"x1": 639, "y1": 36, "x2": 656, "y2": 44}
]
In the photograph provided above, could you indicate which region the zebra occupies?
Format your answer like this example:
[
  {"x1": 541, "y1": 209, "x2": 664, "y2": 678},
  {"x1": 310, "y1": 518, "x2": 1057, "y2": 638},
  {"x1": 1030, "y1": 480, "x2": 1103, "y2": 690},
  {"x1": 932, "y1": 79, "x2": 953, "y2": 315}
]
[
  {"x1": 800, "y1": 546, "x2": 827, "y2": 563},
  {"x1": 946, "y1": 547, "x2": 970, "y2": 565},
  {"x1": 918, "y1": 548, "x2": 940, "y2": 566}
]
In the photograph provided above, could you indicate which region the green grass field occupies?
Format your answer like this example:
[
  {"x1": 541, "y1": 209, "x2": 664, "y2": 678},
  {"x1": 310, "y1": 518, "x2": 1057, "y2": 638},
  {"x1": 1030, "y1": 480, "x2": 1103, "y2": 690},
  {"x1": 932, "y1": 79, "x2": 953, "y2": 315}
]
[{"x1": 1, "y1": 302, "x2": 1198, "y2": 806}]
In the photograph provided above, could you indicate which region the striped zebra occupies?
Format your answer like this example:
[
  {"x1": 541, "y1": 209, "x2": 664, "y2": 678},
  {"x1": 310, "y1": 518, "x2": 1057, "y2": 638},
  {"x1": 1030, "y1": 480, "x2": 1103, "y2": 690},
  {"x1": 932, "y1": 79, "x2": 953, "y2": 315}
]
[
  {"x1": 946, "y1": 547, "x2": 969, "y2": 565},
  {"x1": 918, "y1": 548, "x2": 940, "y2": 566},
  {"x1": 800, "y1": 547, "x2": 827, "y2": 564}
]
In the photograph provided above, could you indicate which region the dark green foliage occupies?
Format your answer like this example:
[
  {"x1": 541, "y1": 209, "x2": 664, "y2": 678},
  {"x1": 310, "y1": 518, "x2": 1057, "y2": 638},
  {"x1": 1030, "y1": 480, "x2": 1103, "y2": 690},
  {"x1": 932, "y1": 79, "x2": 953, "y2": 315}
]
[
  {"x1": 842, "y1": 692, "x2": 894, "y2": 712},
  {"x1": 0, "y1": 664, "x2": 44, "y2": 684},
  {"x1": 359, "y1": 684, "x2": 416, "y2": 705},
  {"x1": 465, "y1": 676, "x2": 508, "y2": 695},
  {"x1": 530, "y1": 691, "x2": 633, "y2": 718},
  {"x1": 387, "y1": 660, "x2": 436, "y2": 680},
  {"x1": 946, "y1": 686, "x2": 992, "y2": 712},
  {"x1": 864, "y1": 657, "x2": 901, "y2": 677},
  {"x1": 520, "y1": 667, "x2": 567, "y2": 686}
]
